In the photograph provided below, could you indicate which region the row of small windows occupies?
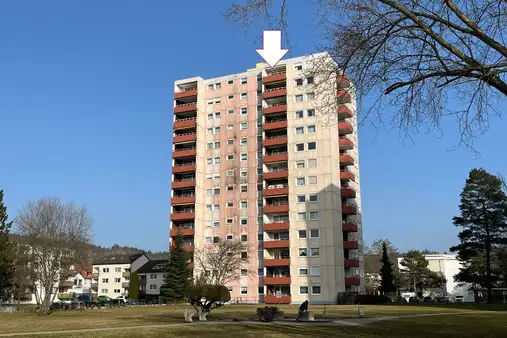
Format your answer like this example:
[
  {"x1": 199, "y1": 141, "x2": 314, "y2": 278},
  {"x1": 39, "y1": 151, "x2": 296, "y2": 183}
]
[
  {"x1": 204, "y1": 109, "x2": 315, "y2": 123},
  {"x1": 205, "y1": 92, "x2": 313, "y2": 106},
  {"x1": 207, "y1": 77, "x2": 249, "y2": 90},
  {"x1": 231, "y1": 285, "x2": 322, "y2": 296}
]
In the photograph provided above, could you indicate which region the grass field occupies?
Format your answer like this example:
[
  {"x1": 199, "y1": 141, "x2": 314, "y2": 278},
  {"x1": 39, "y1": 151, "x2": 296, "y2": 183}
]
[{"x1": 1, "y1": 304, "x2": 506, "y2": 337}]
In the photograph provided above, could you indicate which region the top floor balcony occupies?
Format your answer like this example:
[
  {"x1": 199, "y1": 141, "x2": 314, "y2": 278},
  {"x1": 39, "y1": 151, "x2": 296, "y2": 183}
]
[
  {"x1": 263, "y1": 71, "x2": 287, "y2": 84},
  {"x1": 174, "y1": 87, "x2": 197, "y2": 100}
]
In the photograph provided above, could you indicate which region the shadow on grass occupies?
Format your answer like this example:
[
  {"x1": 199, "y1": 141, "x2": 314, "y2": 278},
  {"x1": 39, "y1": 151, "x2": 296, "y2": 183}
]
[{"x1": 401, "y1": 303, "x2": 507, "y2": 312}]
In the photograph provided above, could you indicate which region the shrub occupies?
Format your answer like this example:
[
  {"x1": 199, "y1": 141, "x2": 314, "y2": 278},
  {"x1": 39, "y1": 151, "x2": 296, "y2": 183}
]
[{"x1": 355, "y1": 295, "x2": 390, "y2": 304}]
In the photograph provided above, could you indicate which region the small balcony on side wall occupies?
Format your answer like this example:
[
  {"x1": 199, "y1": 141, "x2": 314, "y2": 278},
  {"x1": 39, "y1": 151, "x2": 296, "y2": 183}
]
[
  {"x1": 172, "y1": 178, "x2": 196, "y2": 189},
  {"x1": 264, "y1": 135, "x2": 288, "y2": 147},
  {"x1": 174, "y1": 116, "x2": 197, "y2": 130},
  {"x1": 340, "y1": 154, "x2": 355, "y2": 166},
  {"x1": 171, "y1": 195, "x2": 195, "y2": 205},
  {"x1": 345, "y1": 276, "x2": 361, "y2": 286},
  {"x1": 341, "y1": 187, "x2": 356, "y2": 198},
  {"x1": 173, "y1": 145, "x2": 197, "y2": 159},
  {"x1": 339, "y1": 137, "x2": 353, "y2": 150},
  {"x1": 338, "y1": 122, "x2": 353, "y2": 135},
  {"x1": 174, "y1": 87, "x2": 197, "y2": 100},
  {"x1": 174, "y1": 102, "x2": 197, "y2": 114},
  {"x1": 264, "y1": 222, "x2": 290, "y2": 232},
  {"x1": 170, "y1": 225, "x2": 195, "y2": 237},
  {"x1": 336, "y1": 90, "x2": 352, "y2": 104},
  {"x1": 263, "y1": 68, "x2": 287, "y2": 84},
  {"x1": 337, "y1": 106, "x2": 353, "y2": 120},
  {"x1": 342, "y1": 223, "x2": 358, "y2": 232},
  {"x1": 173, "y1": 131, "x2": 197, "y2": 144},
  {"x1": 264, "y1": 181, "x2": 289, "y2": 197},
  {"x1": 343, "y1": 240, "x2": 359, "y2": 249},
  {"x1": 264, "y1": 118, "x2": 287, "y2": 131},
  {"x1": 264, "y1": 147, "x2": 288, "y2": 164},
  {"x1": 170, "y1": 208, "x2": 195, "y2": 221},
  {"x1": 344, "y1": 259, "x2": 360, "y2": 267},
  {"x1": 265, "y1": 197, "x2": 289, "y2": 213},
  {"x1": 265, "y1": 295, "x2": 291, "y2": 304},
  {"x1": 264, "y1": 168, "x2": 288, "y2": 180},
  {"x1": 173, "y1": 161, "x2": 196, "y2": 174},
  {"x1": 264, "y1": 239, "x2": 290, "y2": 249},
  {"x1": 265, "y1": 268, "x2": 291, "y2": 285},
  {"x1": 342, "y1": 205, "x2": 357, "y2": 215},
  {"x1": 340, "y1": 170, "x2": 355, "y2": 182},
  {"x1": 263, "y1": 86, "x2": 287, "y2": 99},
  {"x1": 264, "y1": 102, "x2": 287, "y2": 115},
  {"x1": 336, "y1": 75, "x2": 351, "y2": 89},
  {"x1": 264, "y1": 258, "x2": 290, "y2": 267}
]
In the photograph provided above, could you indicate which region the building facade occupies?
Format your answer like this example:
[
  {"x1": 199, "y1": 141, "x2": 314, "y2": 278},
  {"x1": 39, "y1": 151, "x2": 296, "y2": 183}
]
[
  {"x1": 136, "y1": 259, "x2": 168, "y2": 300},
  {"x1": 170, "y1": 52, "x2": 364, "y2": 304}
]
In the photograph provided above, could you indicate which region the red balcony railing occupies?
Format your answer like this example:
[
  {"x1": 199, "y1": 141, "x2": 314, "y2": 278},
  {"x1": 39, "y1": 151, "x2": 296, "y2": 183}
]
[
  {"x1": 264, "y1": 136, "x2": 288, "y2": 147},
  {"x1": 338, "y1": 122, "x2": 353, "y2": 135},
  {"x1": 339, "y1": 137, "x2": 353, "y2": 150},
  {"x1": 263, "y1": 72, "x2": 286, "y2": 84},
  {"x1": 264, "y1": 170, "x2": 288, "y2": 180},
  {"x1": 342, "y1": 223, "x2": 358, "y2": 232},
  {"x1": 265, "y1": 295, "x2": 291, "y2": 304},
  {"x1": 340, "y1": 154, "x2": 354, "y2": 166},
  {"x1": 264, "y1": 153, "x2": 288, "y2": 164},
  {"x1": 264, "y1": 222, "x2": 290, "y2": 231},
  {"x1": 264, "y1": 276, "x2": 291, "y2": 285},
  {"x1": 337, "y1": 90, "x2": 352, "y2": 104},
  {"x1": 174, "y1": 88, "x2": 197, "y2": 100},
  {"x1": 341, "y1": 187, "x2": 356, "y2": 198},
  {"x1": 264, "y1": 204, "x2": 289, "y2": 213},
  {"x1": 170, "y1": 211, "x2": 195, "y2": 221},
  {"x1": 172, "y1": 179, "x2": 196, "y2": 189},
  {"x1": 174, "y1": 117, "x2": 197, "y2": 130},
  {"x1": 264, "y1": 258, "x2": 290, "y2": 267},
  {"x1": 345, "y1": 277, "x2": 361, "y2": 286},
  {"x1": 173, "y1": 148, "x2": 197, "y2": 158},
  {"x1": 344, "y1": 259, "x2": 360, "y2": 267},
  {"x1": 343, "y1": 240, "x2": 358, "y2": 249},
  {"x1": 264, "y1": 240, "x2": 290, "y2": 249},
  {"x1": 342, "y1": 205, "x2": 357, "y2": 215},
  {"x1": 170, "y1": 227, "x2": 195, "y2": 237},
  {"x1": 263, "y1": 87, "x2": 287, "y2": 99},
  {"x1": 336, "y1": 75, "x2": 351, "y2": 88},
  {"x1": 264, "y1": 187, "x2": 289, "y2": 197},
  {"x1": 174, "y1": 102, "x2": 197, "y2": 114},
  {"x1": 340, "y1": 171, "x2": 355, "y2": 181},
  {"x1": 264, "y1": 120, "x2": 287, "y2": 131},
  {"x1": 173, "y1": 133, "x2": 197, "y2": 143},
  {"x1": 171, "y1": 196, "x2": 196, "y2": 205},
  {"x1": 264, "y1": 103, "x2": 287, "y2": 115},
  {"x1": 337, "y1": 106, "x2": 353, "y2": 119}
]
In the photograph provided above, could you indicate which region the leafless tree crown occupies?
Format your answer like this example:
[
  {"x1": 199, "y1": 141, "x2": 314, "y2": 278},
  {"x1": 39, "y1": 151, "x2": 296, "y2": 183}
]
[{"x1": 225, "y1": 0, "x2": 507, "y2": 149}]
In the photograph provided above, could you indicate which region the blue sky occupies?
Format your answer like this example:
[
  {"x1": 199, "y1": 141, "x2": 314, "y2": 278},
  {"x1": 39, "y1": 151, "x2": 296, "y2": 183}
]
[{"x1": 0, "y1": 0, "x2": 505, "y2": 253}]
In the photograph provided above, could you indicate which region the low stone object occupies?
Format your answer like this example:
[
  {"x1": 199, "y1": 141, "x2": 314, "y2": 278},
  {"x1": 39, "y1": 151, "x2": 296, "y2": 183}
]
[
  {"x1": 262, "y1": 307, "x2": 274, "y2": 322},
  {"x1": 299, "y1": 311, "x2": 315, "y2": 322},
  {"x1": 184, "y1": 309, "x2": 196, "y2": 323}
]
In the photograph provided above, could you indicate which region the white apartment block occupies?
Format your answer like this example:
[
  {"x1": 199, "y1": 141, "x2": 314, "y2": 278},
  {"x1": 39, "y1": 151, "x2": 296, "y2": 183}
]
[
  {"x1": 136, "y1": 259, "x2": 168, "y2": 300},
  {"x1": 170, "y1": 52, "x2": 364, "y2": 304},
  {"x1": 91, "y1": 254, "x2": 149, "y2": 299}
]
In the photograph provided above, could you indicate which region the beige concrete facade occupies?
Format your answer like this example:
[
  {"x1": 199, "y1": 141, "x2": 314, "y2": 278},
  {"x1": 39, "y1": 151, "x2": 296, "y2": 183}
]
[{"x1": 171, "y1": 52, "x2": 363, "y2": 304}]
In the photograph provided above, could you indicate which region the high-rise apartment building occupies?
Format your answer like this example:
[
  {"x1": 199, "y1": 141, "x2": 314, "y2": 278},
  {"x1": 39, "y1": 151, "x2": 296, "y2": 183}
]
[{"x1": 170, "y1": 52, "x2": 363, "y2": 304}]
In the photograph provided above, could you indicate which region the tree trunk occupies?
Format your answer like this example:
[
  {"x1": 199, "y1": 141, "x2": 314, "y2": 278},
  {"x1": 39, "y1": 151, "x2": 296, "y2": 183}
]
[
  {"x1": 485, "y1": 212, "x2": 493, "y2": 304},
  {"x1": 196, "y1": 307, "x2": 207, "y2": 321}
]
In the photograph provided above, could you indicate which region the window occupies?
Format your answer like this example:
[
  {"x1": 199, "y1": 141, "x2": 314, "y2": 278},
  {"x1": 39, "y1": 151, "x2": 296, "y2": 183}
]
[
  {"x1": 227, "y1": 139, "x2": 234, "y2": 145},
  {"x1": 298, "y1": 248, "x2": 308, "y2": 257},
  {"x1": 257, "y1": 233, "x2": 263, "y2": 240},
  {"x1": 295, "y1": 127, "x2": 304, "y2": 135},
  {"x1": 241, "y1": 137, "x2": 247, "y2": 144},
  {"x1": 307, "y1": 93, "x2": 315, "y2": 100},
  {"x1": 115, "y1": 267, "x2": 121, "y2": 272},
  {"x1": 227, "y1": 154, "x2": 234, "y2": 160},
  {"x1": 114, "y1": 289, "x2": 121, "y2": 293},
  {"x1": 295, "y1": 110, "x2": 304, "y2": 119},
  {"x1": 213, "y1": 236, "x2": 220, "y2": 243},
  {"x1": 311, "y1": 248, "x2": 320, "y2": 257},
  {"x1": 216, "y1": 83, "x2": 221, "y2": 89},
  {"x1": 149, "y1": 285, "x2": 157, "y2": 290},
  {"x1": 294, "y1": 64, "x2": 303, "y2": 71},
  {"x1": 295, "y1": 94, "x2": 303, "y2": 102},
  {"x1": 213, "y1": 204, "x2": 220, "y2": 211},
  {"x1": 214, "y1": 141, "x2": 220, "y2": 149},
  {"x1": 296, "y1": 177, "x2": 305, "y2": 186},
  {"x1": 241, "y1": 92, "x2": 247, "y2": 99},
  {"x1": 228, "y1": 95, "x2": 234, "y2": 100},
  {"x1": 297, "y1": 213, "x2": 307, "y2": 221},
  {"x1": 206, "y1": 174, "x2": 212, "y2": 180},
  {"x1": 214, "y1": 157, "x2": 220, "y2": 163},
  {"x1": 226, "y1": 201, "x2": 234, "y2": 208},
  {"x1": 206, "y1": 189, "x2": 212, "y2": 196},
  {"x1": 312, "y1": 286, "x2": 322, "y2": 295},
  {"x1": 258, "y1": 287, "x2": 264, "y2": 294},
  {"x1": 296, "y1": 143, "x2": 304, "y2": 152},
  {"x1": 226, "y1": 218, "x2": 233, "y2": 224},
  {"x1": 310, "y1": 266, "x2": 321, "y2": 276},
  {"x1": 227, "y1": 109, "x2": 234, "y2": 115},
  {"x1": 227, "y1": 124, "x2": 234, "y2": 130},
  {"x1": 298, "y1": 229, "x2": 307, "y2": 238},
  {"x1": 296, "y1": 160, "x2": 305, "y2": 169},
  {"x1": 309, "y1": 194, "x2": 318, "y2": 202},
  {"x1": 226, "y1": 185, "x2": 233, "y2": 191},
  {"x1": 205, "y1": 237, "x2": 212, "y2": 244},
  {"x1": 207, "y1": 99, "x2": 214, "y2": 105},
  {"x1": 214, "y1": 97, "x2": 221, "y2": 104},
  {"x1": 240, "y1": 122, "x2": 248, "y2": 130},
  {"x1": 227, "y1": 170, "x2": 234, "y2": 176},
  {"x1": 308, "y1": 142, "x2": 316, "y2": 150},
  {"x1": 241, "y1": 234, "x2": 248, "y2": 242},
  {"x1": 102, "y1": 278, "x2": 109, "y2": 283},
  {"x1": 310, "y1": 229, "x2": 320, "y2": 238},
  {"x1": 207, "y1": 158, "x2": 213, "y2": 165},
  {"x1": 241, "y1": 107, "x2": 247, "y2": 115},
  {"x1": 241, "y1": 218, "x2": 248, "y2": 226},
  {"x1": 241, "y1": 153, "x2": 247, "y2": 161},
  {"x1": 307, "y1": 109, "x2": 315, "y2": 117},
  {"x1": 149, "y1": 274, "x2": 158, "y2": 280},
  {"x1": 295, "y1": 78, "x2": 303, "y2": 86},
  {"x1": 241, "y1": 78, "x2": 247, "y2": 84},
  {"x1": 207, "y1": 113, "x2": 214, "y2": 120},
  {"x1": 240, "y1": 170, "x2": 248, "y2": 177},
  {"x1": 101, "y1": 289, "x2": 108, "y2": 293},
  {"x1": 308, "y1": 176, "x2": 317, "y2": 185},
  {"x1": 208, "y1": 84, "x2": 214, "y2": 90},
  {"x1": 241, "y1": 185, "x2": 247, "y2": 192},
  {"x1": 213, "y1": 221, "x2": 220, "y2": 228},
  {"x1": 299, "y1": 286, "x2": 309, "y2": 295},
  {"x1": 241, "y1": 269, "x2": 248, "y2": 277},
  {"x1": 102, "y1": 268, "x2": 109, "y2": 273},
  {"x1": 228, "y1": 79, "x2": 234, "y2": 85},
  {"x1": 307, "y1": 125, "x2": 316, "y2": 133},
  {"x1": 241, "y1": 252, "x2": 248, "y2": 259},
  {"x1": 215, "y1": 112, "x2": 220, "y2": 119},
  {"x1": 309, "y1": 211, "x2": 319, "y2": 220},
  {"x1": 226, "y1": 234, "x2": 233, "y2": 241},
  {"x1": 214, "y1": 188, "x2": 220, "y2": 195},
  {"x1": 241, "y1": 201, "x2": 248, "y2": 209},
  {"x1": 308, "y1": 159, "x2": 317, "y2": 168},
  {"x1": 297, "y1": 195, "x2": 306, "y2": 203},
  {"x1": 299, "y1": 268, "x2": 308, "y2": 276},
  {"x1": 215, "y1": 127, "x2": 220, "y2": 134},
  {"x1": 207, "y1": 142, "x2": 213, "y2": 150},
  {"x1": 240, "y1": 286, "x2": 248, "y2": 294},
  {"x1": 207, "y1": 128, "x2": 213, "y2": 135}
]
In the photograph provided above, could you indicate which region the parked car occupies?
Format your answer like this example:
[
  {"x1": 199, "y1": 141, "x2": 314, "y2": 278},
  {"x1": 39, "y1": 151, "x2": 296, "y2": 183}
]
[
  {"x1": 395, "y1": 296, "x2": 408, "y2": 304},
  {"x1": 409, "y1": 296, "x2": 422, "y2": 303},
  {"x1": 436, "y1": 296, "x2": 451, "y2": 303},
  {"x1": 454, "y1": 295, "x2": 464, "y2": 303},
  {"x1": 423, "y1": 296, "x2": 436, "y2": 303},
  {"x1": 97, "y1": 295, "x2": 112, "y2": 303},
  {"x1": 126, "y1": 300, "x2": 138, "y2": 306}
]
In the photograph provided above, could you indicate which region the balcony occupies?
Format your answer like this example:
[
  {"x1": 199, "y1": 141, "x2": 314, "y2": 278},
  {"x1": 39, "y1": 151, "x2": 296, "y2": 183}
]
[
  {"x1": 264, "y1": 136, "x2": 288, "y2": 147},
  {"x1": 336, "y1": 90, "x2": 352, "y2": 104},
  {"x1": 182, "y1": 244, "x2": 194, "y2": 251},
  {"x1": 172, "y1": 179, "x2": 196, "y2": 189},
  {"x1": 344, "y1": 240, "x2": 359, "y2": 249},
  {"x1": 264, "y1": 258, "x2": 290, "y2": 267},
  {"x1": 339, "y1": 137, "x2": 353, "y2": 150},
  {"x1": 264, "y1": 119, "x2": 287, "y2": 131},
  {"x1": 342, "y1": 205, "x2": 357, "y2": 215},
  {"x1": 170, "y1": 227, "x2": 195, "y2": 237},
  {"x1": 337, "y1": 106, "x2": 353, "y2": 119},
  {"x1": 171, "y1": 211, "x2": 195, "y2": 221},
  {"x1": 263, "y1": 87, "x2": 287, "y2": 99},
  {"x1": 344, "y1": 259, "x2": 360, "y2": 267},
  {"x1": 264, "y1": 103, "x2": 287, "y2": 115},
  {"x1": 264, "y1": 276, "x2": 291, "y2": 285},
  {"x1": 263, "y1": 72, "x2": 286, "y2": 84},
  {"x1": 174, "y1": 117, "x2": 197, "y2": 130},
  {"x1": 338, "y1": 122, "x2": 353, "y2": 135},
  {"x1": 171, "y1": 196, "x2": 196, "y2": 205},
  {"x1": 345, "y1": 277, "x2": 361, "y2": 286},
  {"x1": 265, "y1": 295, "x2": 291, "y2": 304},
  {"x1": 121, "y1": 282, "x2": 129, "y2": 288},
  {"x1": 174, "y1": 88, "x2": 197, "y2": 100},
  {"x1": 264, "y1": 170, "x2": 288, "y2": 180},
  {"x1": 341, "y1": 187, "x2": 356, "y2": 198},
  {"x1": 264, "y1": 186, "x2": 289, "y2": 197},
  {"x1": 173, "y1": 148, "x2": 197, "y2": 159},
  {"x1": 264, "y1": 203, "x2": 289, "y2": 213},
  {"x1": 173, "y1": 163, "x2": 196, "y2": 174},
  {"x1": 340, "y1": 171, "x2": 355, "y2": 181},
  {"x1": 264, "y1": 240, "x2": 290, "y2": 249},
  {"x1": 122, "y1": 272, "x2": 131, "y2": 278},
  {"x1": 91, "y1": 282, "x2": 98, "y2": 288},
  {"x1": 57, "y1": 293, "x2": 73, "y2": 300},
  {"x1": 264, "y1": 153, "x2": 288, "y2": 164},
  {"x1": 342, "y1": 223, "x2": 358, "y2": 232},
  {"x1": 59, "y1": 281, "x2": 73, "y2": 288},
  {"x1": 264, "y1": 222, "x2": 289, "y2": 232},
  {"x1": 173, "y1": 132, "x2": 196, "y2": 143},
  {"x1": 336, "y1": 75, "x2": 351, "y2": 88},
  {"x1": 340, "y1": 155, "x2": 354, "y2": 166},
  {"x1": 174, "y1": 102, "x2": 197, "y2": 114}
]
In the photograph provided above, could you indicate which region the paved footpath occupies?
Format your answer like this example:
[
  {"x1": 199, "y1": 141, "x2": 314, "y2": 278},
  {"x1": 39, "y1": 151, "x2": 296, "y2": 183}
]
[{"x1": 0, "y1": 312, "x2": 492, "y2": 337}]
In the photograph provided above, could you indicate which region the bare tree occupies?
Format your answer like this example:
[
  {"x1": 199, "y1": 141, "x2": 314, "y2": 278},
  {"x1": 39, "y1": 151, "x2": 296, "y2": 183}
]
[
  {"x1": 14, "y1": 197, "x2": 92, "y2": 315},
  {"x1": 193, "y1": 240, "x2": 250, "y2": 286},
  {"x1": 225, "y1": 0, "x2": 507, "y2": 149}
]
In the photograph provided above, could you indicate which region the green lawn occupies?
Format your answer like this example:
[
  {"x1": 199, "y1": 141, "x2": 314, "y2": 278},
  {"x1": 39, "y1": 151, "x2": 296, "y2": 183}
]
[{"x1": 0, "y1": 304, "x2": 506, "y2": 337}]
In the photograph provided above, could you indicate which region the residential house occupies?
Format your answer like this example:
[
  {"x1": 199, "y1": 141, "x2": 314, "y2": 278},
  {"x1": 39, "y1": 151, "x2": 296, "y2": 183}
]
[
  {"x1": 91, "y1": 254, "x2": 149, "y2": 299},
  {"x1": 136, "y1": 259, "x2": 168, "y2": 300},
  {"x1": 57, "y1": 264, "x2": 95, "y2": 301}
]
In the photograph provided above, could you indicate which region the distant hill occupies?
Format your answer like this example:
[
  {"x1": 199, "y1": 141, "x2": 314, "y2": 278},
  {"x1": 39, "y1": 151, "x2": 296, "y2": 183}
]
[{"x1": 9, "y1": 234, "x2": 168, "y2": 262}]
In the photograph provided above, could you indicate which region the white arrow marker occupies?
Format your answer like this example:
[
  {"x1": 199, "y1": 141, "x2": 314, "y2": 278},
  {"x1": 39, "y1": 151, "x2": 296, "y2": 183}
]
[{"x1": 256, "y1": 30, "x2": 289, "y2": 68}]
